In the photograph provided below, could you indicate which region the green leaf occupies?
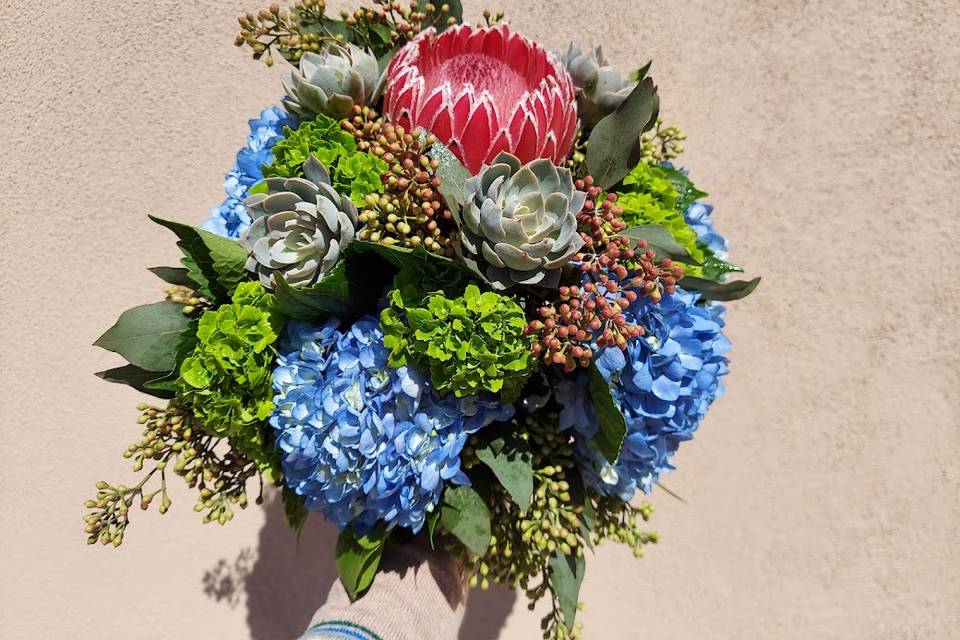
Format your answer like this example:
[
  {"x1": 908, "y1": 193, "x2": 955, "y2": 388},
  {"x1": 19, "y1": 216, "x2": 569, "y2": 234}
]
[
  {"x1": 586, "y1": 364, "x2": 628, "y2": 463},
  {"x1": 618, "y1": 224, "x2": 701, "y2": 265},
  {"x1": 95, "y1": 364, "x2": 175, "y2": 399},
  {"x1": 586, "y1": 77, "x2": 660, "y2": 190},
  {"x1": 335, "y1": 525, "x2": 387, "y2": 601},
  {"x1": 657, "y1": 165, "x2": 708, "y2": 213},
  {"x1": 429, "y1": 142, "x2": 472, "y2": 218},
  {"x1": 140, "y1": 323, "x2": 199, "y2": 394},
  {"x1": 282, "y1": 485, "x2": 309, "y2": 536},
  {"x1": 247, "y1": 180, "x2": 269, "y2": 196},
  {"x1": 347, "y1": 241, "x2": 472, "y2": 310},
  {"x1": 376, "y1": 49, "x2": 400, "y2": 87},
  {"x1": 680, "y1": 275, "x2": 761, "y2": 301},
  {"x1": 629, "y1": 60, "x2": 653, "y2": 83},
  {"x1": 349, "y1": 239, "x2": 456, "y2": 271},
  {"x1": 149, "y1": 215, "x2": 250, "y2": 303},
  {"x1": 370, "y1": 23, "x2": 393, "y2": 44},
  {"x1": 548, "y1": 550, "x2": 586, "y2": 631},
  {"x1": 567, "y1": 471, "x2": 595, "y2": 550},
  {"x1": 427, "y1": 509, "x2": 441, "y2": 549},
  {"x1": 148, "y1": 266, "x2": 197, "y2": 288},
  {"x1": 319, "y1": 17, "x2": 353, "y2": 41},
  {"x1": 94, "y1": 302, "x2": 192, "y2": 372},
  {"x1": 440, "y1": 485, "x2": 491, "y2": 556},
  {"x1": 272, "y1": 262, "x2": 354, "y2": 323},
  {"x1": 475, "y1": 435, "x2": 534, "y2": 511},
  {"x1": 699, "y1": 248, "x2": 744, "y2": 281}
]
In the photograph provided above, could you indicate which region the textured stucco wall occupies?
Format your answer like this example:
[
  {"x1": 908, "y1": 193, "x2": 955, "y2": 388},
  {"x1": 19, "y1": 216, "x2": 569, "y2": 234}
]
[{"x1": 2, "y1": 1, "x2": 958, "y2": 638}]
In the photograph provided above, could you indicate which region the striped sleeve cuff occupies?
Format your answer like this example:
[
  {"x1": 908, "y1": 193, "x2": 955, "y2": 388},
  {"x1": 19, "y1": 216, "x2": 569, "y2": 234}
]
[{"x1": 301, "y1": 620, "x2": 384, "y2": 640}]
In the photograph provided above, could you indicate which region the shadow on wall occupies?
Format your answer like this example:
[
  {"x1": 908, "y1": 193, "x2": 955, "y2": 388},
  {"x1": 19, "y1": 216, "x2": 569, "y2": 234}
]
[{"x1": 202, "y1": 489, "x2": 518, "y2": 639}]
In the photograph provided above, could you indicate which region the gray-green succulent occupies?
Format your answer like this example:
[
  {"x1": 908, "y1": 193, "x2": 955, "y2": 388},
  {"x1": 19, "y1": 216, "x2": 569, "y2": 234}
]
[
  {"x1": 455, "y1": 153, "x2": 586, "y2": 291},
  {"x1": 561, "y1": 43, "x2": 637, "y2": 127},
  {"x1": 282, "y1": 43, "x2": 381, "y2": 119},
  {"x1": 241, "y1": 156, "x2": 358, "y2": 289}
]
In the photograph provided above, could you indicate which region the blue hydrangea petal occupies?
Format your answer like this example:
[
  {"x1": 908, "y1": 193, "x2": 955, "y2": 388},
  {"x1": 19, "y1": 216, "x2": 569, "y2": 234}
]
[
  {"x1": 271, "y1": 315, "x2": 514, "y2": 533},
  {"x1": 202, "y1": 105, "x2": 297, "y2": 239},
  {"x1": 556, "y1": 287, "x2": 731, "y2": 500}
]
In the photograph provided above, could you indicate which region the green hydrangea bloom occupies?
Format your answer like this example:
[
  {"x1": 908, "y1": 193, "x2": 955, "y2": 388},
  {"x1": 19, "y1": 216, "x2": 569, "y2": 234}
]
[
  {"x1": 264, "y1": 113, "x2": 387, "y2": 206},
  {"x1": 177, "y1": 281, "x2": 284, "y2": 473},
  {"x1": 381, "y1": 283, "x2": 535, "y2": 402},
  {"x1": 616, "y1": 163, "x2": 705, "y2": 268}
]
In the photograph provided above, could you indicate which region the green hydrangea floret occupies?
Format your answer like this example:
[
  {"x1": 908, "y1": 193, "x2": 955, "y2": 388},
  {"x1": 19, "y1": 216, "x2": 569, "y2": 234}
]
[
  {"x1": 381, "y1": 284, "x2": 535, "y2": 402},
  {"x1": 265, "y1": 113, "x2": 387, "y2": 206},
  {"x1": 177, "y1": 281, "x2": 283, "y2": 473},
  {"x1": 616, "y1": 162, "x2": 705, "y2": 268}
]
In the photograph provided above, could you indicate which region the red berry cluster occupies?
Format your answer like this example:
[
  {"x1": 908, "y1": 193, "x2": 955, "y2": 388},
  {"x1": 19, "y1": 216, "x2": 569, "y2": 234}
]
[
  {"x1": 525, "y1": 176, "x2": 685, "y2": 372},
  {"x1": 576, "y1": 175, "x2": 627, "y2": 247}
]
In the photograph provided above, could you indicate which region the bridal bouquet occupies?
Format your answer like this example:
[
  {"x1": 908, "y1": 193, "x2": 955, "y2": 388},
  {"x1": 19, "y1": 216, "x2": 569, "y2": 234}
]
[{"x1": 86, "y1": 2, "x2": 758, "y2": 637}]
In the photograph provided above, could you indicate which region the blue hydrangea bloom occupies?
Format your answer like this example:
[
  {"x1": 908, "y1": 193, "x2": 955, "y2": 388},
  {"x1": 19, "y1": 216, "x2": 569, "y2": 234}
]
[
  {"x1": 662, "y1": 162, "x2": 729, "y2": 258},
  {"x1": 271, "y1": 317, "x2": 514, "y2": 533},
  {"x1": 684, "y1": 201, "x2": 728, "y2": 258},
  {"x1": 559, "y1": 290, "x2": 730, "y2": 500},
  {"x1": 202, "y1": 106, "x2": 296, "y2": 239}
]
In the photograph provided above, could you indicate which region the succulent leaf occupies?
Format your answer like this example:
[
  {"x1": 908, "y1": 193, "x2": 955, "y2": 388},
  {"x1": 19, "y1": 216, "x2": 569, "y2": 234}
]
[
  {"x1": 241, "y1": 156, "x2": 359, "y2": 290},
  {"x1": 283, "y1": 43, "x2": 381, "y2": 120},
  {"x1": 454, "y1": 153, "x2": 585, "y2": 290},
  {"x1": 561, "y1": 43, "x2": 638, "y2": 128}
]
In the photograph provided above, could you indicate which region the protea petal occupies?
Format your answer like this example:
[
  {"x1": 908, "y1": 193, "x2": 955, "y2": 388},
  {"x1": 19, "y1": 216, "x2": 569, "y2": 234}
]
[{"x1": 383, "y1": 24, "x2": 579, "y2": 173}]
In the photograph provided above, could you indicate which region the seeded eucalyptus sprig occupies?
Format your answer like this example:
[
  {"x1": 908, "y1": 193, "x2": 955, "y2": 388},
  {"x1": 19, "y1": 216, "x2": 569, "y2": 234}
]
[
  {"x1": 640, "y1": 118, "x2": 686, "y2": 166},
  {"x1": 476, "y1": 8, "x2": 506, "y2": 27},
  {"x1": 164, "y1": 284, "x2": 208, "y2": 317},
  {"x1": 592, "y1": 497, "x2": 657, "y2": 556},
  {"x1": 342, "y1": 109, "x2": 457, "y2": 256},
  {"x1": 452, "y1": 410, "x2": 658, "y2": 640},
  {"x1": 236, "y1": 0, "x2": 460, "y2": 67},
  {"x1": 82, "y1": 402, "x2": 266, "y2": 547}
]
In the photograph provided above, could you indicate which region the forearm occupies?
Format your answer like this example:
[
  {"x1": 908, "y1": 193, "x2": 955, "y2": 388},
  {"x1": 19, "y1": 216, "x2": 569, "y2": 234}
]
[{"x1": 300, "y1": 542, "x2": 467, "y2": 640}]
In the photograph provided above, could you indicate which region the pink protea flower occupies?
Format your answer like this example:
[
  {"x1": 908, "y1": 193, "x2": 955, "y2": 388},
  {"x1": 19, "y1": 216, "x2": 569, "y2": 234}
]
[{"x1": 382, "y1": 24, "x2": 579, "y2": 174}]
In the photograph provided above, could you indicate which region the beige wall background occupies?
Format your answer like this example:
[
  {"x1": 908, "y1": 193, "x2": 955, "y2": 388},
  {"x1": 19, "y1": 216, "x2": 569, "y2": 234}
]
[{"x1": 2, "y1": 0, "x2": 958, "y2": 638}]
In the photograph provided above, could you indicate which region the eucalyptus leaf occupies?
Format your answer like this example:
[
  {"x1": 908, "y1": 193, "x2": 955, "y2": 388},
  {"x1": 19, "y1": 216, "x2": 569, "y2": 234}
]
[
  {"x1": 586, "y1": 364, "x2": 628, "y2": 463},
  {"x1": 440, "y1": 485, "x2": 491, "y2": 556},
  {"x1": 95, "y1": 365, "x2": 175, "y2": 399},
  {"x1": 335, "y1": 525, "x2": 387, "y2": 602},
  {"x1": 282, "y1": 486, "x2": 309, "y2": 537},
  {"x1": 148, "y1": 266, "x2": 197, "y2": 288},
  {"x1": 548, "y1": 550, "x2": 586, "y2": 631},
  {"x1": 680, "y1": 275, "x2": 761, "y2": 301},
  {"x1": 567, "y1": 470, "x2": 595, "y2": 549},
  {"x1": 141, "y1": 324, "x2": 199, "y2": 394},
  {"x1": 618, "y1": 224, "x2": 701, "y2": 265},
  {"x1": 475, "y1": 435, "x2": 534, "y2": 511},
  {"x1": 586, "y1": 77, "x2": 660, "y2": 190},
  {"x1": 629, "y1": 60, "x2": 653, "y2": 83},
  {"x1": 94, "y1": 302, "x2": 192, "y2": 373}
]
